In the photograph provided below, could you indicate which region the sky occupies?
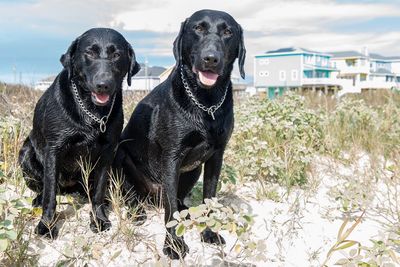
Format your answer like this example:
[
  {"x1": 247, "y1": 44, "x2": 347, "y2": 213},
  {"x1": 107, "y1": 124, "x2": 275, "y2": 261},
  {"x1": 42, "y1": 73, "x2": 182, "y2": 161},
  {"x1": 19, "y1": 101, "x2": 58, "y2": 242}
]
[{"x1": 0, "y1": 0, "x2": 399, "y2": 85}]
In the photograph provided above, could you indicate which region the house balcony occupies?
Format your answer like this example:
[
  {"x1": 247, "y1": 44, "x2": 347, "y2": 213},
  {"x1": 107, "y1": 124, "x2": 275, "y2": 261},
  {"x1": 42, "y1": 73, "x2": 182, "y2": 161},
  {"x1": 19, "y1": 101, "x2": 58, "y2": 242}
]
[
  {"x1": 302, "y1": 77, "x2": 346, "y2": 86},
  {"x1": 359, "y1": 80, "x2": 399, "y2": 90},
  {"x1": 337, "y1": 65, "x2": 370, "y2": 74},
  {"x1": 302, "y1": 78, "x2": 358, "y2": 92},
  {"x1": 303, "y1": 63, "x2": 337, "y2": 71}
]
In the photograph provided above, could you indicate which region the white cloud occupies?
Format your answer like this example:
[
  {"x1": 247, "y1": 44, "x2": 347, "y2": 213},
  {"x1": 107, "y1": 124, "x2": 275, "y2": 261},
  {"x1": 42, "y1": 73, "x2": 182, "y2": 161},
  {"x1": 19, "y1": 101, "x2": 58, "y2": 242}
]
[
  {"x1": 1, "y1": 0, "x2": 399, "y2": 78},
  {"x1": 109, "y1": 0, "x2": 400, "y2": 76},
  {"x1": 112, "y1": 0, "x2": 400, "y2": 33}
]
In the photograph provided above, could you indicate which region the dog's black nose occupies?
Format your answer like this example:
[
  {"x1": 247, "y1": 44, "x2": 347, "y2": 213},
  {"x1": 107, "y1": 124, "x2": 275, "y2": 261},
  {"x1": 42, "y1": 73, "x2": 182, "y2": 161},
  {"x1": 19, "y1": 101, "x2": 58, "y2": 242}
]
[
  {"x1": 202, "y1": 52, "x2": 220, "y2": 67},
  {"x1": 95, "y1": 82, "x2": 110, "y2": 91}
]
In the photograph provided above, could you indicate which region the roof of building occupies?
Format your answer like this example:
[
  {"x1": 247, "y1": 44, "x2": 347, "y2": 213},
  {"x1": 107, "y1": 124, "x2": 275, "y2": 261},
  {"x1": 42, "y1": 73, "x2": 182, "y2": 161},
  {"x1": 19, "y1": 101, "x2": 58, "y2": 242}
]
[
  {"x1": 39, "y1": 75, "x2": 57, "y2": 82},
  {"x1": 369, "y1": 53, "x2": 400, "y2": 61},
  {"x1": 329, "y1": 51, "x2": 366, "y2": 58},
  {"x1": 259, "y1": 47, "x2": 400, "y2": 61},
  {"x1": 330, "y1": 51, "x2": 400, "y2": 61},
  {"x1": 135, "y1": 64, "x2": 166, "y2": 77},
  {"x1": 265, "y1": 47, "x2": 326, "y2": 55},
  {"x1": 256, "y1": 47, "x2": 331, "y2": 58}
]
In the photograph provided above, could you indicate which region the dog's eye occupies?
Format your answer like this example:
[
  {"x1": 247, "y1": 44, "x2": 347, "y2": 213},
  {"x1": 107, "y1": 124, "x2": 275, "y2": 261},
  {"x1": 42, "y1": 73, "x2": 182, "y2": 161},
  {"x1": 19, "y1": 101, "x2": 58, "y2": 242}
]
[
  {"x1": 223, "y1": 29, "x2": 232, "y2": 36},
  {"x1": 194, "y1": 25, "x2": 204, "y2": 32},
  {"x1": 86, "y1": 51, "x2": 95, "y2": 58},
  {"x1": 112, "y1": 52, "x2": 120, "y2": 60}
]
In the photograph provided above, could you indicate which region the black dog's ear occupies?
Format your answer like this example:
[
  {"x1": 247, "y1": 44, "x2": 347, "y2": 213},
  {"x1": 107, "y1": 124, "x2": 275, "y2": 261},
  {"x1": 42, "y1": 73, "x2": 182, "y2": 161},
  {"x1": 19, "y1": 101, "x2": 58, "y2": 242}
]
[
  {"x1": 127, "y1": 43, "x2": 140, "y2": 86},
  {"x1": 60, "y1": 38, "x2": 79, "y2": 79},
  {"x1": 173, "y1": 18, "x2": 188, "y2": 67},
  {"x1": 238, "y1": 25, "x2": 246, "y2": 79}
]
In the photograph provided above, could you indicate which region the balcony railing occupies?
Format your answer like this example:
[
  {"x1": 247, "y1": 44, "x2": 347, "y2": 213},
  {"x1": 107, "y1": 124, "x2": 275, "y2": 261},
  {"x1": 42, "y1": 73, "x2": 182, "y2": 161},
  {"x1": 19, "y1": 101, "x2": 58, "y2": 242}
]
[
  {"x1": 302, "y1": 77, "x2": 399, "y2": 90},
  {"x1": 359, "y1": 80, "x2": 398, "y2": 89},
  {"x1": 302, "y1": 77, "x2": 346, "y2": 85},
  {"x1": 303, "y1": 78, "x2": 358, "y2": 89},
  {"x1": 337, "y1": 65, "x2": 370, "y2": 74}
]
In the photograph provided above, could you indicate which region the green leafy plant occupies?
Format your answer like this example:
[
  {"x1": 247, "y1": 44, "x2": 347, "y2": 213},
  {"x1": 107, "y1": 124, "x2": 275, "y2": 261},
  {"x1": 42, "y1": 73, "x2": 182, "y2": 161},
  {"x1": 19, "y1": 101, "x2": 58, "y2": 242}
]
[
  {"x1": 325, "y1": 99, "x2": 380, "y2": 154},
  {"x1": 226, "y1": 93, "x2": 324, "y2": 190},
  {"x1": 0, "y1": 189, "x2": 37, "y2": 265},
  {"x1": 219, "y1": 164, "x2": 237, "y2": 188},
  {"x1": 166, "y1": 198, "x2": 267, "y2": 263},
  {"x1": 329, "y1": 179, "x2": 374, "y2": 213}
]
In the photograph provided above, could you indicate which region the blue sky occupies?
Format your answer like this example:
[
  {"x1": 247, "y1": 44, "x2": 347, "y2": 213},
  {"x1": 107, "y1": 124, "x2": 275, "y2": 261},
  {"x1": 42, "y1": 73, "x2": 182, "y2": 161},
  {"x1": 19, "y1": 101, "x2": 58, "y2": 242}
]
[{"x1": 0, "y1": 0, "x2": 399, "y2": 85}]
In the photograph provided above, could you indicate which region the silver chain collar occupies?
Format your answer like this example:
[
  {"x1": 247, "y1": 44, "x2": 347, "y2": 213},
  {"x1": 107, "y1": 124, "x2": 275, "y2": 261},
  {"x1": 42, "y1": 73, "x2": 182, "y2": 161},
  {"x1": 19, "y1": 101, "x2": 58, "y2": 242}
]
[
  {"x1": 71, "y1": 81, "x2": 116, "y2": 133},
  {"x1": 180, "y1": 65, "x2": 228, "y2": 120}
]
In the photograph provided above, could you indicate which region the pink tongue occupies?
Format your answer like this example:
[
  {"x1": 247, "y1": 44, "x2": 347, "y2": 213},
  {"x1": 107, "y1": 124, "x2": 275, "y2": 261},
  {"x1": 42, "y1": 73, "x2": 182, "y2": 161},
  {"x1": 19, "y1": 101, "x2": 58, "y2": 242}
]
[
  {"x1": 198, "y1": 71, "x2": 219, "y2": 86},
  {"x1": 92, "y1": 92, "x2": 110, "y2": 104}
]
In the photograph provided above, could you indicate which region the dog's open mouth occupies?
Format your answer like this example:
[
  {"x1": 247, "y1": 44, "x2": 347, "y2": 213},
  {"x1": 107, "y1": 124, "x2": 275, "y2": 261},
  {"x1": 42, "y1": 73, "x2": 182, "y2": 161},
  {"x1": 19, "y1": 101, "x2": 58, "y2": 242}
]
[
  {"x1": 91, "y1": 92, "x2": 110, "y2": 106},
  {"x1": 193, "y1": 68, "x2": 219, "y2": 87}
]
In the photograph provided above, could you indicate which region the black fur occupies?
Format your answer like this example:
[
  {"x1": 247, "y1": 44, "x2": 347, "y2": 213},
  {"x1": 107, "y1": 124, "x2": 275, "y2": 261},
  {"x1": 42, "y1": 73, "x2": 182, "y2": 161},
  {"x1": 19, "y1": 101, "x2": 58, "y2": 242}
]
[
  {"x1": 114, "y1": 10, "x2": 246, "y2": 259},
  {"x1": 19, "y1": 28, "x2": 140, "y2": 238}
]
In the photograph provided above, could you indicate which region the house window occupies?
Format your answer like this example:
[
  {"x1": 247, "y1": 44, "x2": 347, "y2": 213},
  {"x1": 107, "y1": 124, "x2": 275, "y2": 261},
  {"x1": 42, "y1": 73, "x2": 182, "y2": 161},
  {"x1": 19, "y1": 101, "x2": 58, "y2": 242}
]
[
  {"x1": 260, "y1": 58, "x2": 270, "y2": 65},
  {"x1": 360, "y1": 74, "x2": 367, "y2": 81},
  {"x1": 304, "y1": 70, "x2": 312, "y2": 78},
  {"x1": 321, "y1": 57, "x2": 326, "y2": 66},
  {"x1": 291, "y1": 70, "x2": 298, "y2": 80},
  {"x1": 346, "y1": 59, "x2": 356, "y2": 66},
  {"x1": 279, "y1": 70, "x2": 286, "y2": 81}
]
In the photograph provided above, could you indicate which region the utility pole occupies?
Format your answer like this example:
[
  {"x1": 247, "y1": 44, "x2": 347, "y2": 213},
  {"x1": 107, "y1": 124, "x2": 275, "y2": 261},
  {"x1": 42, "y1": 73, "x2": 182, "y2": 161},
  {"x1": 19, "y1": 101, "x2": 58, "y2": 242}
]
[
  {"x1": 13, "y1": 65, "x2": 16, "y2": 83},
  {"x1": 145, "y1": 57, "x2": 148, "y2": 90}
]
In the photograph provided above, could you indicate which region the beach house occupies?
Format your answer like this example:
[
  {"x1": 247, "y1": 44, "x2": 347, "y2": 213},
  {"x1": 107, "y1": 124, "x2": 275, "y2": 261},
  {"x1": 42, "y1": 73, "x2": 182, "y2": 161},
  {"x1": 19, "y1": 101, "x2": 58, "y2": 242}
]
[
  {"x1": 254, "y1": 47, "x2": 400, "y2": 98},
  {"x1": 254, "y1": 47, "x2": 344, "y2": 99},
  {"x1": 330, "y1": 48, "x2": 400, "y2": 91}
]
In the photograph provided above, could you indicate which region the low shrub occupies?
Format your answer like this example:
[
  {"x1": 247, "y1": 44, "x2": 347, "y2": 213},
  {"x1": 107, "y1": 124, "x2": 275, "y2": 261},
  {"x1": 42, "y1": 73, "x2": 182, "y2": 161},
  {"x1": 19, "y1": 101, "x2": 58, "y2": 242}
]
[{"x1": 226, "y1": 93, "x2": 324, "y2": 189}]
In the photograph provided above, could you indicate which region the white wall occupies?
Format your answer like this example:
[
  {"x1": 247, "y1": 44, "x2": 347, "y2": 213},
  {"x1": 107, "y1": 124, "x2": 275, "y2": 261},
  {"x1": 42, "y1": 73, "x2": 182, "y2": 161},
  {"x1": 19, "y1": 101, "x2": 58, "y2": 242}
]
[
  {"x1": 124, "y1": 77, "x2": 161, "y2": 91},
  {"x1": 254, "y1": 55, "x2": 302, "y2": 87},
  {"x1": 370, "y1": 75, "x2": 386, "y2": 82},
  {"x1": 391, "y1": 61, "x2": 400, "y2": 74}
]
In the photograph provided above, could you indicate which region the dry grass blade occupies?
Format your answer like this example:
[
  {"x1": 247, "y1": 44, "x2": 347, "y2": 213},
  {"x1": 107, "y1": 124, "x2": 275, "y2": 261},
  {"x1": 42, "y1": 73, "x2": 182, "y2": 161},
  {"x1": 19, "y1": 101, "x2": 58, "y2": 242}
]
[
  {"x1": 340, "y1": 210, "x2": 366, "y2": 241},
  {"x1": 321, "y1": 210, "x2": 366, "y2": 267},
  {"x1": 337, "y1": 217, "x2": 349, "y2": 242}
]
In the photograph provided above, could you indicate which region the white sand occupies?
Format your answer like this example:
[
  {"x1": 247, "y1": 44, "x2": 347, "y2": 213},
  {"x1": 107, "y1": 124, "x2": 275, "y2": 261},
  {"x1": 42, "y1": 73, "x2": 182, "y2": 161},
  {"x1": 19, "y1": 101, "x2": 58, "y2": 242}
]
[{"x1": 3, "y1": 154, "x2": 399, "y2": 266}]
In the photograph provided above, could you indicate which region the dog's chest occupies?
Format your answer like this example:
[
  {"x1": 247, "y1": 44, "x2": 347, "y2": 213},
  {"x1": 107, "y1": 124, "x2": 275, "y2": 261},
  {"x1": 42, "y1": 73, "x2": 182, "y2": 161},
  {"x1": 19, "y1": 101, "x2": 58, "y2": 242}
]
[
  {"x1": 60, "y1": 131, "x2": 103, "y2": 171},
  {"x1": 180, "y1": 140, "x2": 211, "y2": 172},
  {"x1": 179, "y1": 125, "x2": 229, "y2": 172}
]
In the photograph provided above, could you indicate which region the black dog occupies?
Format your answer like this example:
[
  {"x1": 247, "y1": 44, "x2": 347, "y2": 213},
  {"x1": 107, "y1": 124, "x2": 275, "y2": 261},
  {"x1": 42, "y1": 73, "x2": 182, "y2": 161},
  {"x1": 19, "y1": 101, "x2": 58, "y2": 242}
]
[
  {"x1": 115, "y1": 10, "x2": 245, "y2": 259},
  {"x1": 18, "y1": 28, "x2": 140, "y2": 237}
]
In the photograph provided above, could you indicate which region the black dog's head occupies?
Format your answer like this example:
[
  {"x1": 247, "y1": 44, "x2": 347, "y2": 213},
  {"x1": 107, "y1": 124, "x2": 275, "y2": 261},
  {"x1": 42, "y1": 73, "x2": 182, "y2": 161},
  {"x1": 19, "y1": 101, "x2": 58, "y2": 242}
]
[
  {"x1": 174, "y1": 9, "x2": 246, "y2": 89},
  {"x1": 60, "y1": 28, "x2": 140, "y2": 106}
]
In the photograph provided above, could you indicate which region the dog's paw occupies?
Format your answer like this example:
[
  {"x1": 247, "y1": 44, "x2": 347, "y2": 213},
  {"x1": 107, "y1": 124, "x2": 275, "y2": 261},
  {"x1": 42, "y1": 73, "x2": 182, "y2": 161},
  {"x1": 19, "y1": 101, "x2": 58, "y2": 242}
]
[
  {"x1": 35, "y1": 220, "x2": 58, "y2": 239},
  {"x1": 163, "y1": 236, "x2": 189, "y2": 260},
  {"x1": 90, "y1": 218, "x2": 112, "y2": 233},
  {"x1": 201, "y1": 228, "x2": 226, "y2": 245}
]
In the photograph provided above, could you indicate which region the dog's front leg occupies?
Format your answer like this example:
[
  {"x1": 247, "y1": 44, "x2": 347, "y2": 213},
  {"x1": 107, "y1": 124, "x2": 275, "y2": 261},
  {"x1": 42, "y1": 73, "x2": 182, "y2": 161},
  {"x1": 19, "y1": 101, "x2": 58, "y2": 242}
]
[
  {"x1": 35, "y1": 147, "x2": 59, "y2": 238},
  {"x1": 201, "y1": 149, "x2": 226, "y2": 245},
  {"x1": 162, "y1": 155, "x2": 189, "y2": 259},
  {"x1": 89, "y1": 152, "x2": 112, "y2": 233}
]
